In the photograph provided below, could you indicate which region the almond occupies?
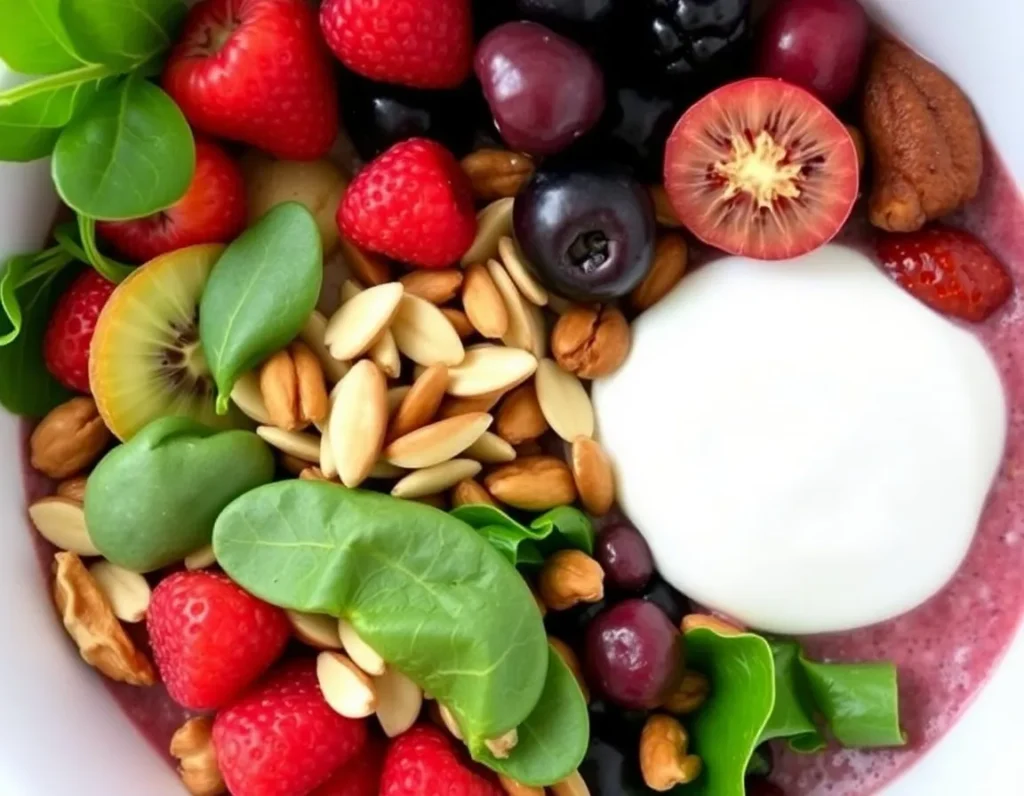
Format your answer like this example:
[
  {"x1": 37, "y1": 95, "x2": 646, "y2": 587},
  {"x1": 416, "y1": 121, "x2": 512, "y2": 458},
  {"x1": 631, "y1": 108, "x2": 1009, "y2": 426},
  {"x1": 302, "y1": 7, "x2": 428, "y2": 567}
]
[
  {"x1": 571, "y1": 436, "x2": 615, "y2": 516},
  {"x1": 256, "y1": 427, "x2": 320, "y2": 462},
  {"x1": 485, "y1": 456, "x2": 577, "y2": 511},
  {"x1": 324, "y1": 282, "x2": 404, "y2": 361},
  {"x1": 496, "y1": 383, "x2": 548, "y2": 445},
  {"x1": 460, "y1": 149, "x2": 534, "y2": 200},
  {"x1": 462, "y1": 197, "x2": 514, "y2": 267},
  {"x1": 463, "y1": 263, "x2": 509, "y2": 339},
  {"x1": 400, "y1": 269, "x2": 464, "y2": 305},
  {"x1": 370, "y1": 460, "x2": 407, "y2": 479},
  {"x1": 329, "y1": 360, "x2": 388, "y2": 488},
  {"x1": 630, "y1": 232, "x2": 687, "y2": 312},
  {"x1": 535, "y1": 359, "x2": 594, "y2": 442},
  {"x1": 339, "y1": 237, "x2": 391, "y2": 286},
  {"x1": 441, "y1": 307, "x2": 475, "y2": 340},
  {"x1": 385, "y1": 413, "x2": 493, "y2": 469},
  {"x1": 523, "y1": 300, "x2": 548, "y2": 360},
  {"x1": 391, "y1": 294, "x2": 465, "y2": 366},
  {"x1": 260, "y1": 342, "x2": 330, "y2": 430},
  {"x1": 300, "y1": 310, "x2": 349, "y2": 383},
  {"x1": 487, "y1": 258, "x2": 537, "y2": 354},
  {"x1": 56, "y1": 476, "x2": 89, "y2": 503},
  {"x1": 551, "y1": 771, "x2": 590, "y2": 796},
  {"x1": 389, "y1": 364, "x2": 449, "y2": 441},
  {"x1": 375, "y1": 667, "x2": 424, "y2": 738},
  {"x1": 286, "y1": 611, "x2": 342, "y2": 649},
  {"x1": 184, "y1": 545, "x2": 217, "y2": 571},
  {"x1": 28, "y1": 497, "x2": 99, "y2": 556},
  {"x1": 340, "y1": 278, "x2": 364, "y2": 303},
  {"x1": 317, "y1": 651, "x2": 378, "y2": 718},
  {"x1": 338, "y1": 620, "x2": 386, "y2": 675},
  {"x1": 498, "y1": 236, "x2": 548, "y2": 306},
  {"x1": 500, "y1": 776, "x2": 545, "y2": 796},
  {"x1": 231, "y1": 371, "x2": 273, "y2": 425},
  {"x1": 387, "y1": 385, "x2": 412, "y2": 414},
  {"x1": 391, "y1": 459, "x2": 482, "y2": 499},
  {"x1": 464, "y1": 431, "x2": 516, "y2": 463},
  {"x1": 447, "y1": 345, "x2": 537, "y2": 397},
  {"x1": 320, "y1": 426, "x2": 337, "y2": 478},
  {"x1": 451, "y1": 478, "x2": 495, "y2": 507},
  {"x1": 279, "y1": 452, "x2": 313, "y2": 475},
  {"x1": 437, "y1": 389, "x2": 506, "y2": 419},
  {"x1": 369, "y1": 329, "x2": 401, "y2": 379},
  {"x1": 88, "y1": 561, "x2": 151, "y2": 623}
]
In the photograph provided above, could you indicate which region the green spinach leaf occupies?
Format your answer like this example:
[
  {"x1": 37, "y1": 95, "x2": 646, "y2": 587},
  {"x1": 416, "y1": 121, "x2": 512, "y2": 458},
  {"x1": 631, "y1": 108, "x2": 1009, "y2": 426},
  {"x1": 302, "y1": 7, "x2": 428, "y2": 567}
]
[
  {"x1": 213, "y1": 483, "x2": 550, "y2": 752},
  {"x1": 0, "y1": 75, "x2": 109, "y2": 161},
  {"x1": 761, "y1": 640, "x2": 825, "y2": 753},
  {"x1": 76, "y1": 214, "x2": 134, "y2": 282},
  {"x1": 531, "y1": 506, "x2": 595, "y2": 555},
  {"x1": 0, "y1": 1, "x2": 84, "y2": 74},
  {"x1": 475, "y1": 524, "x2": 545, "y2": 566},
  {"x1": 0, "y1": 264, "x2": 78, "y2": 416},
  {"x1": 475, "y1": 646, "x2": 589, "y2": 786},
  {"x1": 52, "y1": 75, "x2": 194, "y2": 219},
  {"x1": 450, "y1": 504, "x2": 595, "y2": 564},
  {"x1": 0, "y1": 250, "x2": 72, "y2": 346},
  {"x1": 60, "y1": 0, "x2": 185, "y2": 71},
  {"x1": 199, "y1": 203, "x2": 323, "y2": 413},
  {"x1": 85, "y1": 417, "x2": 275, "y2": 572}
]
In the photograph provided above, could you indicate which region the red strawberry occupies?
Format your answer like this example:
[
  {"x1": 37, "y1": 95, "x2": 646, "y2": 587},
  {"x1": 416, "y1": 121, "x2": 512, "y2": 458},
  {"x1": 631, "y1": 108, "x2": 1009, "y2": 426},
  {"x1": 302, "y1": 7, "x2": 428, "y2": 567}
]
[
  {"x1": 875, "y1": 226, "x2": 1014, "y2": 322},
  {"x1": 379, "y1": 724, "x2": 503, "y2": 796},
  {"x1": 311, "y1": 735, "x2": 385, "y2": 796},
  {"x1": 320, "y1": 0, "x2": 472, "y2": 90},
  {"x1": 213, "y1": 659, "x2": 369, "y2": 796},
  {"x1": 147, "y1": 571, "x2": 290, "y2": 711},
  {"x1": 44, "y1": 269, "x2": 116, "y2": 393},
  {"x1": 97, "y1": 137, "x2": 246, "y2": 263},
  {"x1": 163, "y1": 0, "x2": 338, "y2": 159},
  {"x1": 338, "y1": 138, "x2": 477, "y2": 269}
]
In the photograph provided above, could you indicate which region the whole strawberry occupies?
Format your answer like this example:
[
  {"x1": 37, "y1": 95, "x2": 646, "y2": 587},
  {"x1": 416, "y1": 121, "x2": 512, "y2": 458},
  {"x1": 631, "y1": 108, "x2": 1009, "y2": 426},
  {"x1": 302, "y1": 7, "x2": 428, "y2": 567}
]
[
  {"x1": 875, "y1": 226, "x2": 1014, "y2": 322},
  {"x1": 338, "y1": 139, "x2": 477, "y2": 268},
  {"x1": 163, "y1": 0, "x2": 338, "y2": 159},
  {"x1": 214, "y1": 659, "x2": 369, "y2": 796},
  {"x1": 320, "y1": 0, "x2": 473, "y2": 90},
  {"x1": 311, "y1": 735, "x2": 385, "y2": 796},
  {"x1": 379, "y1": 724, "x2": 503, "y2": 796},
  {"x1": 97, "y1": 137, "x2": 246, "y2": 263},
  {"x1": 147, "y1": 571, "x2": 290, "y2": 711},
  {"x1": 44, "y1": 269, "x2": 116, "y2": 393}
]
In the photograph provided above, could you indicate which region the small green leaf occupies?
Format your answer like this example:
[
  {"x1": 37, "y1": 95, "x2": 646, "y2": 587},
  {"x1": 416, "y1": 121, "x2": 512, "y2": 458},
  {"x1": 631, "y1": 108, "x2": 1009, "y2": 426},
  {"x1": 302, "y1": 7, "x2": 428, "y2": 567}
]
[
  {"x1": 76, "y1": 214, "x2": 134, "y2": 282},
  {"x1": 474, "y1": 647, "x2": 589, "y2": 786},
  {"x1": 0, "y1": 0, "x2": 85, "y2": 74},
  {"x1": 85, "y1": 417, "x2": 275, "y2": 572},
  {"x1": 61, "y1": 0, "x2": 186, "y2": 71},
  {"x1": 0, "y1": 250, "x2": 73, "y2": 346},
  {"x1": 475, "y1": 524, "x2": 544, "y2": 566},
  {"x1": 451, "y1": 503, "x2": 595, "y2": 564},
  {"x1": 52, "y1": 75, "x2": 195, "y2": 219},
  {"x1": 199, "y1": 203, "x2": 323, "y2": 412},
  {"x1": 761, "y1": 640, "x2": 825, "y2": 753},
  {"x1": 531, "y1": 506, "x2": 595, "y2": 555}
]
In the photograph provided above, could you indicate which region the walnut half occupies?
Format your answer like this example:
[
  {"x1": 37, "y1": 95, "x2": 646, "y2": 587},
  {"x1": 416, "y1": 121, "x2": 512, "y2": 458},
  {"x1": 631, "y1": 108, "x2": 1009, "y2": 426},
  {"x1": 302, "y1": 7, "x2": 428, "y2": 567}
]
[{"x1": 863, "y1": 39, "x2": 983, "y2": 232}]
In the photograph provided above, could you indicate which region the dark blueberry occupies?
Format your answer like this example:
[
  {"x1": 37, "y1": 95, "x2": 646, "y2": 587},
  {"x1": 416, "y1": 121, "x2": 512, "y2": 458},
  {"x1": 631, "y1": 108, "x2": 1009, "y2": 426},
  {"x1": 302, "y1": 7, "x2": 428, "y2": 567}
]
[
  {"x1": 641, "y1": 575, "x2": 692, "y2": 625},
  {"x1": 513, "y1": 166, "x2": 655, "y2": 302},
  {"x1": 545, "y1": 597, "x2": 609, "y2": 647},
  {"x1": 595, "y1": 522, "x2": 655, "y2": 593},
  {"x1": 588, "y1": 698, "x2": 648, "y2": 742},
  {"x1": 595, "y1": 82, "x2": 684, "y2": 181},
  {"x1": 580, "y1": 721, "x2": 653, "y2": 795},
  {"x1": 473, "y1": 0, "x2": 518, "y2": 36},
  {"x1": 513, "y1": 0, "x2": 627, "y2": 47}
]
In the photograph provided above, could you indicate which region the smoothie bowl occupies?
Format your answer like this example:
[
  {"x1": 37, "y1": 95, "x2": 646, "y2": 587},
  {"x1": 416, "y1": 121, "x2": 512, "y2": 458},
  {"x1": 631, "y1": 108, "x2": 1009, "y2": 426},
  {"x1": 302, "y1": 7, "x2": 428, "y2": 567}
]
[{"x1": 1, "y1": 0, "x2": 1022, "y2": 795}]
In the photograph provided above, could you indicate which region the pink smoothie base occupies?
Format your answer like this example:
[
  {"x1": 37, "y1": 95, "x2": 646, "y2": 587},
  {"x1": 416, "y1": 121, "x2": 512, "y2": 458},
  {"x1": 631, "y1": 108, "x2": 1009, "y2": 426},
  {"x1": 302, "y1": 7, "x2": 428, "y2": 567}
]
[{"x1": 16, "y1": 151, "x2": 1024, "y2": 794}]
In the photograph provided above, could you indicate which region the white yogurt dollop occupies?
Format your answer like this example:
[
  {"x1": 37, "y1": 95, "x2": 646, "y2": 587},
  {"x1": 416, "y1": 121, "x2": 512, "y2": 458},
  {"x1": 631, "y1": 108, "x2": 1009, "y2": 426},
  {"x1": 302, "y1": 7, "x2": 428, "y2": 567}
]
[{"x1": 594, "y1": 246, "x2": 1007, "y2": 634}]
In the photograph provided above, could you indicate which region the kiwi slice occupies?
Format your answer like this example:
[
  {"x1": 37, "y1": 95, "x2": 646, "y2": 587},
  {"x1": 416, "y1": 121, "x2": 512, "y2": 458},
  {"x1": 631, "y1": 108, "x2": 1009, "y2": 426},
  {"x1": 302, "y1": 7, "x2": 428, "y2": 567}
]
[{"x1": 90, "y1": 244, "x2": 249, "y2": 440}]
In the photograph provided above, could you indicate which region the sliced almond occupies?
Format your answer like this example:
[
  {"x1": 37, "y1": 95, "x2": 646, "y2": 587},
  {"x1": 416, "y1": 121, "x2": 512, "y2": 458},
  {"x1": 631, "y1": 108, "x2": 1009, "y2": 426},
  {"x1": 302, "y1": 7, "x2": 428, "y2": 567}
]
[
  {"x1": 400, "y1": 269, "x2": 463, "y2": 305},
  {"x1": 464, "y1": 431, "x2": 516, "y2": 463},
  {"x1": 320, "y1": 427, "x2": 338, "y2": 478},
  {"x1": 391, "y1": 459, "x2": 482, "y2": 499},
  {"x1": 184, "y1": 545, "x2": 217, "y2": 571},
  {"x1": 256, "y1": 427, "x2": 321, "y2": 462},
  {"x1": 287, "y1": 611, "x2": 342, "y2": 649},
  {"x1": 369, "y1": 329, "x2": 401, "y2": 379},
  {"x1": 441, "y1": 307, "x2": 475, "y2": 340},
  {"x1": 389, "y1": 364, "x2": 449, "y2": 441},
  {"x1": 375, "y1": 666, "x2": 424, "y2": 738},
  {"x1": 88, "y1": 561, "x2": 151, "y2": 623},
  {"x1": 391, "y1": 294, "x2": 465, "y2": 366},
  {"x1": 451, "y1": 478, "x2": 495, "y2": 507},
  {"x1": 523, "y1": 299, "x2": 548, "y2": 360},
  {"x1": 462, "y1": 197, "x2": 514, "y2": 266},
  {"x1": 28, "y1": 497, "x2": 99, "y2": 556},
  {"x1": 387, "y1": 385, "x2": 412, "y2": 414},
  {"x1": 498, "y1": 236, "x2": 549, "y2": 306},
  {"x1": 316, "y1": 651, "x2": 378, "y2": 718},
  {"x1": 300, "y1": 310, "x2": 349, "y2": 383},
  {"x1": 324, "y1": 282, "x2": 404, "y2": 361},
  {"x1": 338, "y1": 620, "x2": 386, "y2": 675},
  {"x1": 463, "y1": 263, "x2": 509, "y2": 339},
  {"x1": 329, "y1": 360, "x2": 388, "y2": 488},
  {"x1": 385, "y1": 413, "x2": 493, "y2": 469},
  {"x1": 340, "y1": 278, "x2": 364, "y2": 303},
  {"x1": 572, "y1": 436, "x2": 615, "y2": 516},
  {"x1": 231, "y1": 371, "x2": 272, "y2": 425},
  {"x1": 487, "y1": 258, "x2": 536, "y2": 354},
  {"x1": 438, "y1": 703, "x2": 465, "y2": 740},
  {"x1": 535, "y1": 359, "x2": 594, "y2": 441},
  {"x1": 447, "y1": 345, "x2": 537, "y2": 397},
  {"x1": 338, "y1": 237, "x2": 391, "y2": 286},
  {"x1": 438, "y1": 389, "x2": 506, "y2": 419},
  {"x1": 370, "y1": 460, "x2": 406, "y2": 479}
]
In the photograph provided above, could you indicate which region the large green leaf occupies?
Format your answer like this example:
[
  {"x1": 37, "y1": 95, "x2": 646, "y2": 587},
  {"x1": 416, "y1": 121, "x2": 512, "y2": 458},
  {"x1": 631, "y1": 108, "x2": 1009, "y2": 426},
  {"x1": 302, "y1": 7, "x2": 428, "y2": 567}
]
[
  {"x1": 0, "y1": 0, "x2": 84, "y2": 74},
  {"x1": 60, "y1": 0, "x2": 186, "y2": 70}
]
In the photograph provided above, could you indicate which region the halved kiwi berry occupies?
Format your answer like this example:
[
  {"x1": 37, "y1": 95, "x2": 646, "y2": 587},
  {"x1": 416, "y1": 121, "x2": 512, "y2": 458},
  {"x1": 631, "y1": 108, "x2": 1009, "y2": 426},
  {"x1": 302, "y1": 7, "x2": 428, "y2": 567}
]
[
  {"x1": 663, "y1": 78, "x2": 859, "y2": 260},
  {"x1": 90, "y1": 244, "x2": 248, "y2": 440}
]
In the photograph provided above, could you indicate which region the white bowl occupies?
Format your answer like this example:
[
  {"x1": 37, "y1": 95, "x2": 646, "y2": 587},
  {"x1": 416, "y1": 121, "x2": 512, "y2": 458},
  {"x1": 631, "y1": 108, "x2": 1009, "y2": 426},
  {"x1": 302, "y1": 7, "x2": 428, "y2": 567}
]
[{"x1": 1, "y1": 1, "x2": 1022, "y2": 794}]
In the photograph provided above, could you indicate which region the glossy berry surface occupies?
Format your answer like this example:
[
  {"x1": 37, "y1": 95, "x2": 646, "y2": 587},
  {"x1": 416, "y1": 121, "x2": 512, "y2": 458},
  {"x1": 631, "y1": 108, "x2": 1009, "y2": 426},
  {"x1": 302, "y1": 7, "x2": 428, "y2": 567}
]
[
  {"x1": 641, "y1": 575, "x2": 692, "y2": 625},
  {"x1": 475, "y1": 21, "x2": 606, "y2": 156},
  {"x1": 545, "y1": 597, "x2": 608, "y2": 647},
  {"x1": 514, "y1": 166, "x2": 655, "y2": 301},
  {"x1": 596, "y1": 83, "x2": 682, "y2": 181},
  {"x1": 584, "y1": 599, "x2": 682, "y2": 709},
  {"x1": 379, "y1": 724, "x2": 503, "y2": 796},
  {"x1": 754, "y1": 0, "x2": 869, "y2": 106},
  {"x1": 595, "y1": 522, "x2": 655, "y2": 593},
  {"x1": 580, "y1": 730, "x2": 653, "y2": 795},
  {"x1": 311, "y1": 735, "x2": 385, "y2": 796},
  {"x1": 43, "y1": 269, "x2": 116, "y2": 394}
]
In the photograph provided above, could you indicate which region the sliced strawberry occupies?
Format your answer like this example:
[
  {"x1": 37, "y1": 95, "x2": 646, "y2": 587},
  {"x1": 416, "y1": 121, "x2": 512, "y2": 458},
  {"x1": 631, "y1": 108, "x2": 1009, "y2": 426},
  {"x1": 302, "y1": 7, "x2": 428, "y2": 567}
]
[
  {"x1": 44, "y1": 269, "x2": 116, "y2": 394},
  {"x1": 874, "y1": 226, "x2": 1013, "y2": 322}
]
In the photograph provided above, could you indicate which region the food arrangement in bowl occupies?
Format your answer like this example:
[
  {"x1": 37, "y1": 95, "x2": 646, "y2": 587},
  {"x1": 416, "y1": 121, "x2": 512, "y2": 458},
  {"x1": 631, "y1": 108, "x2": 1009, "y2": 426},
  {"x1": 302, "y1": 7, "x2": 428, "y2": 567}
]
[{"x1": 1, "y1": 0, "x2": 1021, "y2": 794}]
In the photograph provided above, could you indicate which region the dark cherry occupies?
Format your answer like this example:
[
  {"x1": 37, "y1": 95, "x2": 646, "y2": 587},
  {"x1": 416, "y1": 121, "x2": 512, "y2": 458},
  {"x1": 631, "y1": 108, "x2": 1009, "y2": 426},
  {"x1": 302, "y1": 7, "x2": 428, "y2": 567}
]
[
  {"x1": 641, "y1": 575, "x2": 692, "y2": 625},
  {"x1": 544, "y1": 597, "x2": 608, "y2": 647},
  {"x1": 595, "y1": 522, "x2": 654, "y2": 593},
  {"x1": 579, "y1": 730, "x2": 651, "y2": 795},
  {"x1": 584, "y1": 599, "x2": 683, "y2": 709},
  {"x1": 513, "y1": 166, "x2": 655, "y2": 302}
]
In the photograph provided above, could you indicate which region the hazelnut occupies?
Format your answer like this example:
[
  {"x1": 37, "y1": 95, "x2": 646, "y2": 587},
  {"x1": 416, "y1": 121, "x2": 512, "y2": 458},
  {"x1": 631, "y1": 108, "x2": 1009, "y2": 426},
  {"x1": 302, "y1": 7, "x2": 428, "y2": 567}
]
[
  {"x1": 537, "y1": 549, "x2": 604, "y2": 612},
  {"x1": 461, "y1": 149, "x2": 535, "y2": 200},
  {"x1": 639, "y1": 714, "x2": 703, "y2": 791},
  {"x1": 170, "y1": 717, "x2": 226, "y2": 796},
  {"x1": 259, "y1": 341, "x2": 329, "y2": 431},
  {"x1": 30, "y1": 397, "x2": 111, "y2": 479},
  {"x1": 661, "y1": 671, "x2": 710, "y2": 714},
  {"x1": 550, "y1": 306, "x2": 630, "y2": 379}
]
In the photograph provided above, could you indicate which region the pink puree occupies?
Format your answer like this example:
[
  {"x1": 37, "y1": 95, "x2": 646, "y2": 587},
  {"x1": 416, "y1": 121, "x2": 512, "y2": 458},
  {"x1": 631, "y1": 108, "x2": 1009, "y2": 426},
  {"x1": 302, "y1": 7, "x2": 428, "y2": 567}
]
[{"x1": 18, "y1": 150, "x2": 1024, "y2": 792}]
